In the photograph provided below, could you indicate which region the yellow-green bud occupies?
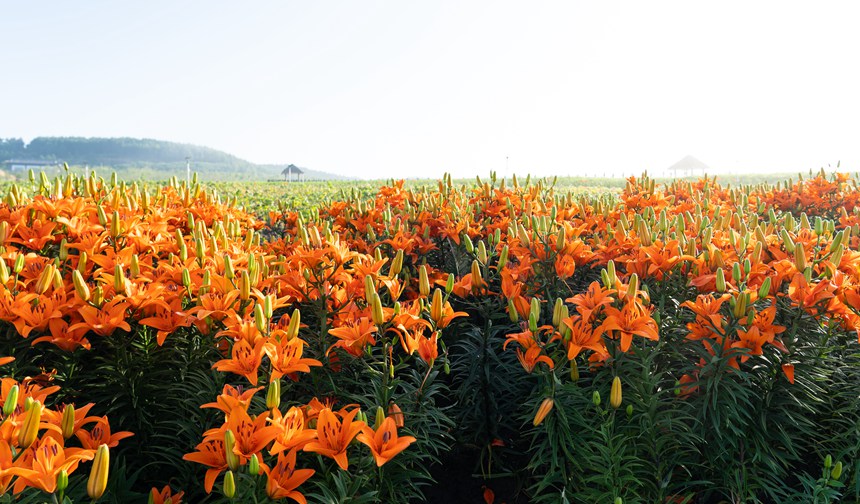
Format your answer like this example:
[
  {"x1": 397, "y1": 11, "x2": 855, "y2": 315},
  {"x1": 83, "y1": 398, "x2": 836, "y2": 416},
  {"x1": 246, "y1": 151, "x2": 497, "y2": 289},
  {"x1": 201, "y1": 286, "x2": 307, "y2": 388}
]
[
  {"x1": 2, "y1": 385, "x2": 18, "y2": 416},
  {"x1": 758, "y1": 277, "x2": 772, "y2": 299},
  {"x1": 57, "y1": 469, "x2": 68, "y2": 493},
  {"x1": 831, "y1": 460, "x2": 843, "y2": 480},
  {"x1": 715, "y1": 268, "x2": 726, "y2": 293},
  {"x1": 610, "y1": 376, "x2": 622, "y2": 409},
  {"x1": 223, "y1": 470, "x2": 236, "y2": 499},
  {"x1": 419, "y1": 265, "x2": 430, "y2": 297},
  {"x1": 18, "y1": 400, "x2": 42, "y2": 449},
  {"x1": 254, "y1": 304, "x2": 267, "y2": 333},
  {"x1": 224, "y1": 430, "x2": 240, "y2": 471},
  {"x1": 507, "y1": 298, "x2": 519, "y2": 323},
  {"x1": 248, "y1": 453, "x2": 260, "y2": 476},
  {"x1": 266, "y1": 378, "x2": 281, "y2": 411},
  {"x1": 61, "y1": 403, "x2": 76, "y2": 439},
  {"x1": 592, "y1": 390, "x2": 601, "y2": 407},
  {"x1": 87, "y1": 444, "x2": 110, "y2": 500},
  {"x1": 286, "y1": 309, "x2": 301, "y2": 340}
]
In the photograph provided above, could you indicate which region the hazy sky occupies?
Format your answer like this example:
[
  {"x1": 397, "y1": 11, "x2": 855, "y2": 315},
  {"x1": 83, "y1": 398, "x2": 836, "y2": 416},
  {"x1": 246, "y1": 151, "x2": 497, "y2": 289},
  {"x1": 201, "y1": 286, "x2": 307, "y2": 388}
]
[{"x1": 2, "y1": 1, "x2": 859, "y2": 179}]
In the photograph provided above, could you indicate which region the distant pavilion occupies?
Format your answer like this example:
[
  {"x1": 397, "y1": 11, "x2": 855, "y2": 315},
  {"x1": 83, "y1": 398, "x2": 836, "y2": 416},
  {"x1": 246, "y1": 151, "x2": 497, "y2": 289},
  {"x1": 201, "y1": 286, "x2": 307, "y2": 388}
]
[
  {"x1": 282, "y1": 164, "x2": 304, "y2": 182},
  {"x1": 667, "y1": 155, "x2": 709, "y2": 178}
]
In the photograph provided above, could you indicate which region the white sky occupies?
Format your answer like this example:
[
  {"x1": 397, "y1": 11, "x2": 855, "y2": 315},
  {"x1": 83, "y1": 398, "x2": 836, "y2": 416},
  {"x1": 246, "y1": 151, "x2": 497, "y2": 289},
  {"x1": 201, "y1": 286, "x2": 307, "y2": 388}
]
[{"x1": 2, "y1": 1, "x2": 859, "y2": 179}]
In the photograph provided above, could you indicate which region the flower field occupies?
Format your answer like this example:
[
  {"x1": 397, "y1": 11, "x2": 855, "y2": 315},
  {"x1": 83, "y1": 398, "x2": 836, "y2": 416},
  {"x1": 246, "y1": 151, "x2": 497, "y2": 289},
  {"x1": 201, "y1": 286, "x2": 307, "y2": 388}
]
[{"x1": 1, "y1": 169, "x2": 860, "y2": 503}]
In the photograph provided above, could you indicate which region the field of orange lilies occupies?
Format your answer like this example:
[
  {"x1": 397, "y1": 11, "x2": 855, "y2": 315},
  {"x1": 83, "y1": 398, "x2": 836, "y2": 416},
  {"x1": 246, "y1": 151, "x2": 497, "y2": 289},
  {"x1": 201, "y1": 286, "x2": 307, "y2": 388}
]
[{"x1": 1, "y1": 169, "x2": 859, "y2": 502}]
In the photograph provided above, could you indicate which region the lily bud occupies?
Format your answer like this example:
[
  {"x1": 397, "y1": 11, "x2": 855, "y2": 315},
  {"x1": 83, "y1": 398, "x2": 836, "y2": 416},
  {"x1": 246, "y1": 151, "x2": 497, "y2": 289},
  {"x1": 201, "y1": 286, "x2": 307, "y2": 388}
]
[
  {"x1": 239, "y1": 271, "x2": 250, "y2": 301},
  {"x1": 497, "y1": 245, "x2": 509, "y2": 270},
  {"x1": 110, "y1": 210, "x2": 121, "y2": 238},
  {"x1": 266, "y1": 378, "x2": 281, "y2": 411},
  {"x1": 529, "y1": 297, "x2": 540, "y2": 322},
  {"x1": 57, "y1": 469, "x2": 68, "y2": 493},
  {"x1": 592, "y1": 390, "x2": 601, "y2": 407},
  {"x1": 223, "y1": 470, "x2": 236, "y2": 499},
  {"x1": 73, "y1": 270, "x2": 91, "y2": 302},
  {"x1": 831, "y1": 243, "x2": 844, "y2": 268},
  {"x1": 18, "y1": 400, "x2": 42, "y2": 448},
  {"x1": 388, "y1": 403, "x2": 404, "y2": 428},
  {"x1": 715, "y1": 268, "x2": 726, "y2": 293},
  {"x1": 626, "y1": 273, "x2": 639, "y2": 300},
  {"x1": 77, "y1": 251, "x2": 88, "y2": 274},
  {"x1": 92, "y1": 286, "x2": 104, "y2": 307},
  {"x1": 794, "y1": 242, "x2": 806, "y2": 272},
  {"x1": 375, "y1": 406, "x2": 385, "y2": 429},
  {"x1": 35, "y1": 264, "x2": 55, "y2": 294},
  {"x1": 556, "y1": 226, "x2": 566, "y2": 251},
  {"x1": 462, "y1": 234, "x2": 474, "y2": 254},
  {"x1": 364, "y1": 274, "x2": 375, "y2": 303},
  {"x1": 264, "y1": 294, "x2": 273, "y2": 319},
  {"x1": 371, "y1": 292, "x2": 385, "y2": 326},
  {"x1": 517, "y1": 223, "x2": 530, "y2": 247},
  {"x1": 2, "y1": 385, "x2": 18, "y2": 416},
  {"x1": 419, "y1": 265, "x2": 430, "y2": 297},
  {"x1": 390, "y1": 249, "x2": 404, "y2": 276},
  {"x1": 832, "y1": 460, "x2": 843, "y2": 480},
  {"x1": 87, "y1": 444, "x2": 110, "y2": 500},
  {"x1": 248, "y1": 453, "x2": 260, "y2": 476},
  {"x1": 224, "y1": 255, "x2": 235, "y2": 280},
  {"x1": 286, "y1": 309, "x2": 301, "y2": 340},
  {"x1": 130, "y1": 254, "x2": 140, "y2": 278},
  {"x1": 431, "y1": 289, "x2": 443, "y2": 323},
  {"x1": 533, "y1": 398, "x2": 554, "y2": 426},
  {"x1": 476, "y1": 241, "x2": 488, "y2": 264},
  {"x1": 181, "y1": 268, "x2": 192, "y2": 290},
  {"x1": 528, "y1": 312, "x2": 538, "y2": 333},
  {"x1": 445, "y1": 273, "x2": 454, "y2": 294},
  {"x1": 224, "y1": 430, "x2": 240, "y2": 471},
  {"x1": 61, "y1": 403, "x2": 76, "y2": 439},
  {"x1": 254, "y1": 303, "x2": 267, "y2": 333},
  {"x1": 507, "y1": 298, "x2": 519, "y2": 323},
  {"x1": 610, "y1": 376, "x2": 622, "y2": 409},
  {"x1": 470, "y1": 260, "x2": 483, "y2": 289},
  {"x1": 732, "y1": 262, "x2": 742, "y2": 284},
  {"x1": 0, "y1": 259, "x2": 8, "y2": 286},
  {"x1": 758, "y1": 277, "x2": 772, "y2": 299},
  {"x1": 552, "y1": 298, "x2": 563, "y2": 328}
]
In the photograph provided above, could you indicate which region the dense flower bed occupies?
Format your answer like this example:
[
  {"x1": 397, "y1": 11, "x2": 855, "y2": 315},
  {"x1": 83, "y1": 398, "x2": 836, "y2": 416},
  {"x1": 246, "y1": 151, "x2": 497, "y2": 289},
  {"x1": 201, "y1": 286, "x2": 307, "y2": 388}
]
[{"x1": 0, "y1": 169, "x2": 859, "y2": 502}]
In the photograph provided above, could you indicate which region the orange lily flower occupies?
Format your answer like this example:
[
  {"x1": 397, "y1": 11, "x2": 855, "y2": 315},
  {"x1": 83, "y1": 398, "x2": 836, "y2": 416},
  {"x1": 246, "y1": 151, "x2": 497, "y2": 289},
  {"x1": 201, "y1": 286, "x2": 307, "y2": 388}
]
[
  {"x1": 328, "y1": 318, "x2": 378, "y2": 357},
  {"x1": 182, "y1": 439, "x2": 228, "y2": 493},
  {"x1": 11, "y1": 293, "x2": 63, "y2": 338},
  {"x1": 76, "y1": 417, "x2": 134, "y2": 449},
  {"x1": 356, "y1": 416, "x2": 416, "y2": 467},
  {"x1": 303, "y1": 407, "x2": 366, "y2": 470},
  {"x1": 212, "y1": 337, "x2": 267, "y2": 385},
  {"x1": 566, "y1": 281, "x2": 615, "y2": 324},
  {"x1": 150, "y1": 485, "x2": 185, "y2": 504},
  {"x1": 200, "y1": 384, "x2": 263, "y2": 417},
  {"x1": 516, "y1": 345, "x2": 555, "y2": 373},
  {"x1": 70, "y1": 297, "x2": 131, "y2": 337},
  {"x1": 13, "y1": 436, "x2": 95, "y2": 494},
  {"x1": 561, "y1": 315, "x2": 608, "y2": 360},
  {"x1": 263, "y1": 449, "x2": 315, "y2": 503},
  {"x1": 205, "y1": 406, "x2": 281, "y2": 465},
  {"x1": 265, "y1": 336, "x2": 322, "y2": 380},
  {"x1": 269, "y1": 406, "x2": 318, "y2": 455},
  {"x1": 600, "y1": 301, "x2": 660, "y2": 352}
]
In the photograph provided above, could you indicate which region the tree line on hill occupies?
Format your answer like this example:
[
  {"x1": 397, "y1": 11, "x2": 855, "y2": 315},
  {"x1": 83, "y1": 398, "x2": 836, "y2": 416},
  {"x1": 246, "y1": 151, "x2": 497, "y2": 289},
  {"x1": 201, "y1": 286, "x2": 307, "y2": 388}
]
[{"x1": 0, "y1": 137, "x2": 344, "y2": 181}]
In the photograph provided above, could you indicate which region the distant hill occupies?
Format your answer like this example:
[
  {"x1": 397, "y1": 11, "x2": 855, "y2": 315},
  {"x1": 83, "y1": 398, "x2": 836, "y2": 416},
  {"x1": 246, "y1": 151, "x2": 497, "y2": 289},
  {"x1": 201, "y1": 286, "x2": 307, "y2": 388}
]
[{"x1": 0, "y1": 136, "x2": 346, "y2": 181}]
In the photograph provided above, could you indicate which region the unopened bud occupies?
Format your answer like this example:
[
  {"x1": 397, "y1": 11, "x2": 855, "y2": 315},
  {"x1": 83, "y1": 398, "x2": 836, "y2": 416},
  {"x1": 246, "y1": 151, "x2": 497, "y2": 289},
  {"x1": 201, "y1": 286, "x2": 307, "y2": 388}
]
[
  {"x1": 419, "y1": 265, "x2": 430, "y2": 297},
  {"x1": 224, "y1": 430, "x2": 240, "y2": 471},
  {"x1": 61, "y1": 403, "x2": 76, "y2": 439},
  {"x1": 2, "y1": 385, "x2": 18, "y2": 416},
  {"x1": 223, "y1": 470, "x2": 236, "y2": 499},
  {"x1": 286, "y1": 309, "x2": 301, "y2": 340}
]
